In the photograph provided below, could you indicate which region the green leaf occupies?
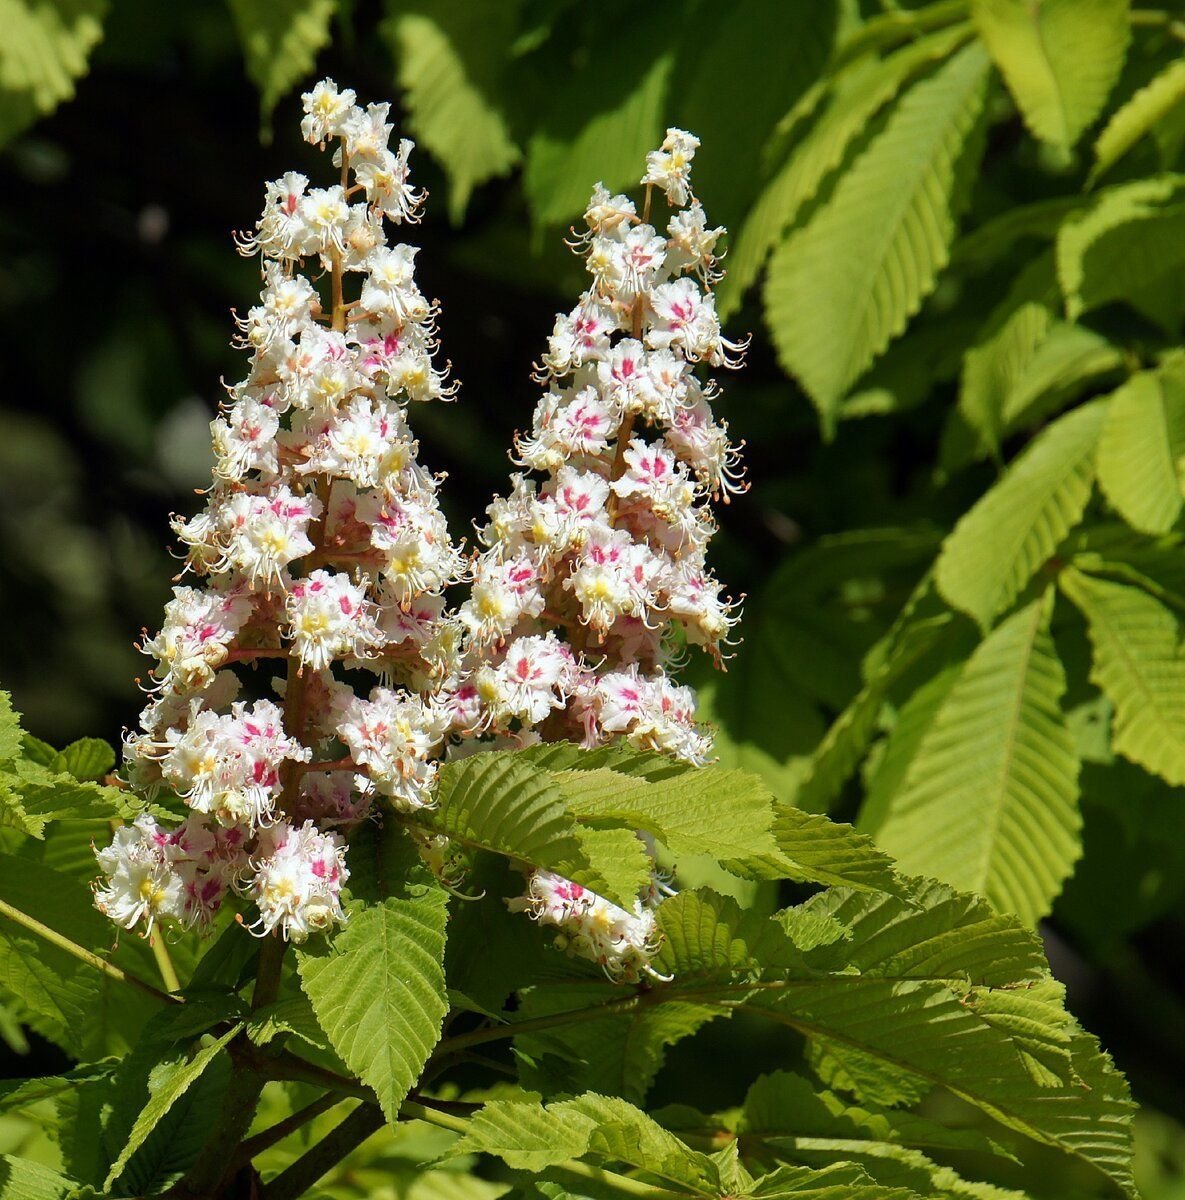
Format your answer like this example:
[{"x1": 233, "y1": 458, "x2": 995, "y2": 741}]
[
  {"x1": 866, "y1": 595, "x2": 1082, "y2": 926},
  {"x1": 0, "y1": 0, "x2": 107, "y2": 149},
  {"x1": 298, "y1": 884, "x2": 449, "y2": 1123},
  {"x1": 1092, "y1": 57, "x2": 1185, "y2": 182},
  {"x1": 104, "y1": 1023, "x2": 242, "y2": 1190},
  {"x1": 760, "y1": 807, "x2": 902, "y2": 895},
  {"x1": 1097, "y1": 368, "x2": 1185, "y2": 534},
  {"x1": 1056, "y1": 175, "x2": 1185, "y2": 329},
  {"x1": 568, "y1": 825, "x2": 652, "y2": 908},
  {"x1": 513, "y1": 982, "x2": 718, "y2": 1104},
  {"x1": 971, "y1": 0, "x2": 1130, "y2": 153},
  {"x1": 935, "y1": 400, "x2": 1106, "y2": 627},
  {"x1": 522, "y1": 26, "x2": 674, "y2": 228},
  {"x1": 227, "y1": 0, "x2": 337, "y2": 124},
  {"x1": 387, "y1": 1, "x2": 521, "y2": 223},
  {"x1": 0, "y1": 692, "x2": 21, "y2": 764},
  {"x1": 51, "y1": 737, "x2": 114, "y2": 782},
  {"x1": 429, "y1": 753, "x2": 587, "y2": 875},
  {"x1": 449, "y1": 1092, "x2": 721, "y2": 1193},
  {"x1": 1060, "y1": 566, "x2": 1185, "y2": 784},
  {"x1": 555, "y1": 766, "x2": 778, "y2": 869},
  {"x1": 0, "y1": 855, "x2": 112, "y2": 1055},
  {"x1": 959, "y1": 302, "x2": 1121, "y2": 457},
  {"x1": 0, "y1": 1156, "x2": 78, "y2": 1199},
  {"x1": 720, "y1": 23, "x2": 973, "y2": 315},
  {"x1": 764, "y1": 42, "x2": 990, "y2": 426},
  {"x1": 740, "y1": 1162, "x2": 918, "y2": 1199}
]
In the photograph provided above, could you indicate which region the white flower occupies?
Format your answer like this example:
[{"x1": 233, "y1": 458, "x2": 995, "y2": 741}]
[
  {"x1": 338, "y1": 689, "x2": 449, "y2": 811},
  {"x1": 286, "y1": 569, "x2": 384, "y2": 671},
  {"x1": 641, "y1": 127, "x2": 700, "y2": 207},
  {"x1": 250, "y1": 820, "x2": 349, "y2": 942},
  {"x1": 301, "y1": 78, "x2": 357, "y2": 145}
]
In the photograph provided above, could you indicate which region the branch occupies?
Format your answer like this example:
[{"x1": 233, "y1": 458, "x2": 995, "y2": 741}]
[
  {"x1": 0, "y1": 897, "x2": 179, "y2": 1006},
  {"x1": 232, "y1": 1092, "x2": 344, "y2": 1170},
  {"x1": 261, "y1": 1102, "x2": 384, "y2": 1200}
]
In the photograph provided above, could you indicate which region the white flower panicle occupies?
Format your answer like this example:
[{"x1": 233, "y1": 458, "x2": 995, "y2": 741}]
[
  {"x1": 98, "y1": 100, "x2": 747, "y2": 990},
  {"x1": 465, "y1": 131, "x2": 746, "y2": 982},
  {"x1": 99, "y1": 79, "x2": 464, "y2": 944},
  {"x1": 454, "y1": 127, "x2": 746, "y2": 772}
]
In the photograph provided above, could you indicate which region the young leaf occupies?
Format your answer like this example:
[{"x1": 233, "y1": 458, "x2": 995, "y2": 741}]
[
  {"x1": 386, "y1": 1, "x2": 521, "y2": 223},
  {"x1": 0, "y1": 1156, "x2": 79, "y2": 1199},
  {"x1": 865, "y1": 595, "x2": 1082, "y2": 926},
  {"x1": 764, "y1": 42, "x2": 990, "y2": 426},
  {"x1": 51, "y1": 737, "x2": 115, "y2": 782},
  {"x1": 1096, "y1": 368, "x2": 1185, "y2": 534},
  {"x1": 1060, "y1": 566, "x2": 1185, "y2": 785},
  {"x1": 227, "y1": 0, "x2": 338, "y2": 124},
  {"x1": 297, "y1": 884, "x2": 449, "y2": 1123},
  {"x1": 935, "y1": 399, "x2": 1106, "y2": 627},
  {"x1": 1093, "y1": 57, "x2": 1185, "y2": 183},
  {"x1": 971, "y1": 0, "x2": 1130, "y2": 153}
]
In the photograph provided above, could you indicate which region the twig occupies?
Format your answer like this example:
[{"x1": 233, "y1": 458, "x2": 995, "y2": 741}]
[
  {"x1": 261, "y1": 1102, "x2": 384, "y2": 1200},
  {"x1": 0, "y1": 898, "x2": 179, "y2": 1006}
]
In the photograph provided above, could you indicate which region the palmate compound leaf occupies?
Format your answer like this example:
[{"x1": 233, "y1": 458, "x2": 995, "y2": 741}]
[
  {"x1": 1096, "y1": 365, "x2": 1185, "y2": 535},
  {"x1": 971, "y1": 0, "x2": 1130, "y2": 154},
  {"x1": 631, "y1": 884, "x2": 1135, "y2": 1197},
  {"x1": 227, "y1": 0, "x2": 337, "y2": 125},
  {"x1": 718, "y1": 22, "x2": 974, "y2": 316},
  {"x1": 1059, "y1": 566, "x2": 1185, "y2": 785},
  {"x1": 1092, "y1": 57, "x2": 1185, "y2": 183},
  {"x1": 297, "y1": 882, "x2": 449, "y2": 1123},
  {"x1": 763, "y1": 42, "x2": 989, "y2": 428},
  {"x1": 935, "y1": 399, "x2": 1107, "y2": 628},
  {"x1": 861, "y1": 594, "x2": 1082, "y2": 927}
]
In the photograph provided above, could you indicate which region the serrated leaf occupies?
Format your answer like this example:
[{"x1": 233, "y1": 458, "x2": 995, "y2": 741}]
[
  {"x1": 0, "y1": 1156, "x2": 77, "y2": 1199},
  {"x1": 429, "y1": 753, "x2": 588, "y2": 875},
  {"x1": 972, "y1": 0, "x2": 1130, "y2": 153},
  {"x1": 0, "y1": 0, "x2": 107, "y2": 148},
  {"x1": 866, "y1": 596, "x2": 1082, "y2": 926},
  {"x1": 52, "y1": 737, "x2": 114, "y2": 782},
  {"x1": 1093, "y1": 57, "x2": 1185, "y2": 182},
  {"x1": 298, "y1": 886, "x2": 449, "y2": 1123},
  {"x1": 0, "y1": 693, "x2": 20, "y2": 764},
  {"x1": 959, "y1": 302, "x2": 1121, "y2": 456},
  {"x1": 556, "y1": 765, "x2": 774, "y2": 857},
  {"x1": 513, "y1": 981, "x2": 717, "y2": 1104},
  {"x1": 104, "y1": 1023, "x2": 241, "y2": 1190},
  {"x1": 764, "y1": 42, "x2": 989, "y2": 426},
  {"x1": 1097, "y1": 368, "x2": 1185, "y2": 534},
  {"x1": 449, "y1": 1092, "x2": 721, "y2": 1193},
  {"x1": 523, "y1": 29, "x2": 674, "y2": 227},
  {"x1": 568, "y1": 826, "x2": 651, "y2": 908},
  {"x1": 1057, "y1": 175, "x2": 1185, "y2": 327},
  {"x1": 1060, "y1": 567, "x2": 1185, "y2": 784},
  {"x1": 936, "y1": 400, "x2": 1106, "y2": 627},
  {"x1": 227, "y1": 0, "x2": 337, "y2": 124},
  {"x1": 387, "y1": 2, "x2": 521, "y2": 223},
  {"x1": 721, "y1": 23, "x2": 974, "y2": 315}
]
